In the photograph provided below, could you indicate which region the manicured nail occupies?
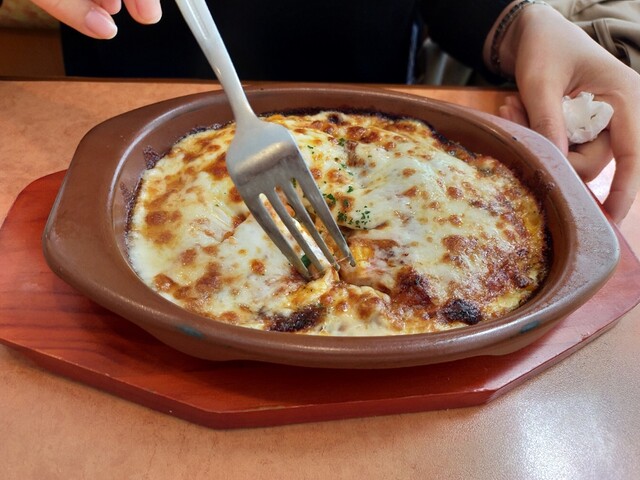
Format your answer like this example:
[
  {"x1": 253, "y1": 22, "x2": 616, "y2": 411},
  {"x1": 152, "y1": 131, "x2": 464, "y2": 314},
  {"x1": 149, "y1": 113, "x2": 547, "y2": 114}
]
[
  {"x1": 136, "y1": 0, "x2": 162, "y2": 23},
  {"x1": 85, "y1": 8, "x2": 117, "y2": 39}
]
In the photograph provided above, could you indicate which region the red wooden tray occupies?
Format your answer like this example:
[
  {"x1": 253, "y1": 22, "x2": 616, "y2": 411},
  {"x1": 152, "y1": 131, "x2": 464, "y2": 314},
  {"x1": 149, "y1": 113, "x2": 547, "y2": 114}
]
[{"x1": 1, "y1": 172, "x2": 639, "y2": 429}]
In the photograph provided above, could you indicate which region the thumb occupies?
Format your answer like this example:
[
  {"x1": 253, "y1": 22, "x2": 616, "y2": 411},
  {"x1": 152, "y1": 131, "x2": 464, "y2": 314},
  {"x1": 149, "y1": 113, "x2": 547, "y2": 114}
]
[
  {"x1": 30, "y1": 0, "x2": 118, "y2": 39},
  {"x1": 520, "y1": 86, "x2": 569, "y2": 156}
]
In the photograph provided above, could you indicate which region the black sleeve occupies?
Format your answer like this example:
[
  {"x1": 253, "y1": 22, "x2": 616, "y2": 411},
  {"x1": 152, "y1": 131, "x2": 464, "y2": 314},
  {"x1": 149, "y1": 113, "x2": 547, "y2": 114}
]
[
  {"x1": 420, "y1": 0, "x2": 512, "y2": 74},
  {"x1": 61, "y1": 0, "x2": 420, "y2": 83}
]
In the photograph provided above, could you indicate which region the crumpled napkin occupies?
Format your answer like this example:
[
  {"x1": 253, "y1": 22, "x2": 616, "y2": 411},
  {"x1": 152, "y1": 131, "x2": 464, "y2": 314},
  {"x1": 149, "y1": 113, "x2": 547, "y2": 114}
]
[{"x1": 562, "y1": 91, "x2": 614, "y2": 144}]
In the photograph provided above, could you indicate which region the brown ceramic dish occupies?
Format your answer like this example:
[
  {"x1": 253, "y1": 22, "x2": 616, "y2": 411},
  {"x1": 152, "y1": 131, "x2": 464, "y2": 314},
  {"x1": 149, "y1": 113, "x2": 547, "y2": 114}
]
[{"x1": 42, "y1": 84, "x2": 619, "y2": 369}]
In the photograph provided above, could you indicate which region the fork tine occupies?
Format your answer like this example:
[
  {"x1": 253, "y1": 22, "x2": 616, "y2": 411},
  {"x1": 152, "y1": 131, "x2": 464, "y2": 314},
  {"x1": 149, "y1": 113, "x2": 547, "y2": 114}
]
[
  {"x1": 262, "y1": 188, "x2": 326, "y2": 275},
  {"x1": 243, "y1": 196, "x2": 314, "y2": 280},
  {"x1": 295, "y1": 171, "x2": 356, "y2": 267},
  {"x1": 279, "y1": 180, "x2": 340, "y2": 271}
]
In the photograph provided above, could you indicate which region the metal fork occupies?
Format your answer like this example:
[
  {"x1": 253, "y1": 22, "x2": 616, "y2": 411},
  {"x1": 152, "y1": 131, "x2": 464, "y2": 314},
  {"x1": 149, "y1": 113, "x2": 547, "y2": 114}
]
[{"x1": 175, "y1": 0, "x2": 354, "y2": 279}]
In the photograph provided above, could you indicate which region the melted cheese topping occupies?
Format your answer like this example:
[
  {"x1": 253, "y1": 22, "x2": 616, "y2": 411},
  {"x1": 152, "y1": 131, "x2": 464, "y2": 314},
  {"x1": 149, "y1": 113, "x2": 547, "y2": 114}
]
[{"x1": 127, "y1": 111, "x2": 549, "y2": 336}]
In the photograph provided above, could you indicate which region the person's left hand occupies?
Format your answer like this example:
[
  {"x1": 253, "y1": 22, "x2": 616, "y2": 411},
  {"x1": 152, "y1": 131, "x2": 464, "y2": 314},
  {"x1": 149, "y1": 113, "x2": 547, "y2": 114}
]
[
  {"x1": 29, "y1": 0, "x2": 162, "y2": 39},
  {"x1": 492, "y1": 3, "x2": 640, "y2": 223}
]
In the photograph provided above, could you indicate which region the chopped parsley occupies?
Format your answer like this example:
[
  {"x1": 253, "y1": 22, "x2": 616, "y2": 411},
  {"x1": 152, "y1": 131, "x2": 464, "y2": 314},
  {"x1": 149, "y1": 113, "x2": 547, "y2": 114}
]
[
  {"x1": 301, "y1": 254, "x2": 311, "y2": 268},
  {"x1": 335, "y1": 206, "x2": 372, "y2": 228},
  {"x1": 323, "y1": 193, "x2": 336, "y2": 207}
]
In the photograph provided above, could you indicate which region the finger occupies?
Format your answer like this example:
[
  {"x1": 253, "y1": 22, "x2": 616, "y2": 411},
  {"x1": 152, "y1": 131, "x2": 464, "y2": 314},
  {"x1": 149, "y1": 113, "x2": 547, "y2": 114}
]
[
  {"x1": 31, "y1": 0, "x2": 117, "y2": 39},
  {"x1": 604, "y1": 153, "x2": 640, "y2": 224},
  {"x1": 122, "y1": 0, "x2": 162, "y2": 24},
  {"x1": 518, "y1": 83, "x2": 569, "y2": 156},
  {"x1": 498, "y1": 96, "x2": 528, "y2": 127},
  {"x1": 601, "y1": 88, "x2": 640, "y2": 223},
  {"x1": 98, "y1": 0, "x2": 122, "y2": 15},
  {"x1": 603, "y1": 143, "x2": 640, "y2": 224},
  {"x1": 566, "y1": 132, "x2": 613, "y2": 183}
]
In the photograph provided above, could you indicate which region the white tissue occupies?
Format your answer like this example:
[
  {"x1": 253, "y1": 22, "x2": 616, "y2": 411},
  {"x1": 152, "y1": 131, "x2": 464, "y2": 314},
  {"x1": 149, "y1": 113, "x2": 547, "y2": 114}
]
[{"x1": 562, "y1": 91, "x2": 613, "y2": 144}]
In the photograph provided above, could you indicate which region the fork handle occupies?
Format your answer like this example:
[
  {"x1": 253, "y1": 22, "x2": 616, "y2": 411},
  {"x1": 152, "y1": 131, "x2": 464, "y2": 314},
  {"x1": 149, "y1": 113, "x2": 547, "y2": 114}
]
[{"x1": 175, "y1": 0, "x2": 258, "y2": 129}]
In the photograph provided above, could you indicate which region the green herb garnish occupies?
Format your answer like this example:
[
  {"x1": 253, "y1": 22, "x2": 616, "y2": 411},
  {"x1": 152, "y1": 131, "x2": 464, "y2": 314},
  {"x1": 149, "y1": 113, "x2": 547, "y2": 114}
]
[{"x1": 323, "y1": 193, "x2": 336, "y2": 207}]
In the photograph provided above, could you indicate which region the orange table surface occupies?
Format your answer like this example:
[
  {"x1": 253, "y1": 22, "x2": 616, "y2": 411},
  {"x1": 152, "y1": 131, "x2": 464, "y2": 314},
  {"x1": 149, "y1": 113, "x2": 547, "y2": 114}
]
[{"x1": 1, "y1": 79, "x2": 639, "y2": 479}]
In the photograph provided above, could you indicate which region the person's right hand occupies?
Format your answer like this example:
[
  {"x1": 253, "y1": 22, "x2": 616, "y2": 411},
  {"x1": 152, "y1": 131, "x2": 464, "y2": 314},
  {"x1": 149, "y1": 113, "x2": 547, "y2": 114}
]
[{"x1": 30, "y1": 0, "x2": 162, "y2": 39}]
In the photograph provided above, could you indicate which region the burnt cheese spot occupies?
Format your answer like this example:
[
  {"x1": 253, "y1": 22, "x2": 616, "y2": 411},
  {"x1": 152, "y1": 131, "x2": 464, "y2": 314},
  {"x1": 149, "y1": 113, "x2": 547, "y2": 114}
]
[
  {"x1": 195, "y1": 136, "x2": 221, "y2": 155},
  {"x1": 205, "y1": 153, "x2": 228, "y2": 179},
  {"x1": 327, "y1": 168, "x2": 346, "y2": 182},
  {"x1": 392, "y1": 121, "x2": 418, "y2": 133},
  {"x1": 443, "y1": 235, "x2": 478, "y2": 254},
  {"x1": 251, "y1": 259, "x2": 266, "y2": 275},
  {"x1": 228, "y1": 186, "x2": 243, "y2": 203},
  {"x1": 180, "y1": 248, "x2": 197, "y2": 266},
  {"x1": 309, "y1": 120, "x2": 336, "y2": 135},
  {"x1": 145, "y1": 210, "x2": 181, "y2": 226},
  {"x1": 346, "y1": 144, "x2": 366, "y2": 167},
  {"x1": 442, "y1": 235, "x2": 481, "y2": 267},
  {"x1": 195, "y1": 264, "x2": 222, "y2": 293},
  {"x1": 447, "y1": 186, "x2": 463, "y2": 199},
  {"x1": 146, "y1": 211, "x2": 168, "y2": 226},
  {"x1": 394, "y1": 267, "x2": 432, "y2": 307},
  {"x1": 448, "y1": 215, "x2": 463, "y2": 226},
  {"x1": 357, "y1": 292, "x2": 386, "y2": 319},
  {"x1": 500, "y1": 211, "x2": 528, "y2": 237},
  {"x1": 156, "y1": 230, "x2": 174, "y2": 245},
  {"x1": 153, "y1": 274, "x2": 177, "y2": 292},
  {"x1": 485, "y1": 267, "x2": 511, "y2": 294},
  {"x1": 218, "y1": 311, "x2": 240, "y2": 324},
  {"x1": 346, "y1": 126, "x2": 366, "y2": 141},
  {"x1": 267, "y1": 304, "x2": 324, "y2": 332},
  {"x1": 180, "y1": 146, "x2": 202, "y2": 163},
  {"x1": 401, "y1": 186, "x2": 418, "y2": 198},
  {"x1": 148, "y1": 186, "x2": 179, "y2": 210},
  {"x1": 437, "y1": 214, "x2": 463, "y2": 226},
  {"x1": 202, "y1": 245, "x2": 219, "y2": 255},
  {"x1": 442, "y1": 299, "x2": 481, "y2": 325},
  {"x1": 231, "y1": 214, "x2": 247, "y2": 228},
  {"x1": 360, "y1": 130, "x2": 380, "y2": 143}
]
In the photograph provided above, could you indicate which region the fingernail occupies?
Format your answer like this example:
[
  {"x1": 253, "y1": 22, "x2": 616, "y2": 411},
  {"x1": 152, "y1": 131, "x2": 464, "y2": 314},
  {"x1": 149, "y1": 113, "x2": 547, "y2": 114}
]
[
  {"x1": 136, "y1": 0, "x2": 162, "y2": 23},
  {"x1": 85, "y1": 8, "x2": 117, "y2": 39}
]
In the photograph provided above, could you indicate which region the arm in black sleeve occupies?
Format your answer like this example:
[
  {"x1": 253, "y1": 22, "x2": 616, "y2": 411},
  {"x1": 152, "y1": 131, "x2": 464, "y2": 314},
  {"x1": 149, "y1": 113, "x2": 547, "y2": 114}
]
[{"x1": 420, "y1": 0, "x2": 512, "y2": 75}]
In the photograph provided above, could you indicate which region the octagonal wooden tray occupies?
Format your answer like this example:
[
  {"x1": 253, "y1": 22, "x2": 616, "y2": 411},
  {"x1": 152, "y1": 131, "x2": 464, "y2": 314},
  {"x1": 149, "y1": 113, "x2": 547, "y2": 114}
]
[{"x1": 1, "y1": 172, "x2": 639, "y2": 429}]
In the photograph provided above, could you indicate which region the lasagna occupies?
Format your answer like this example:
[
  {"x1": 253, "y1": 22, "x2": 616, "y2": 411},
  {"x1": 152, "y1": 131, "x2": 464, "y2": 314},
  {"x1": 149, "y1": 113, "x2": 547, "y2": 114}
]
[{"x1": 127, "y1": 111, "x2": 549, "y2": 336}]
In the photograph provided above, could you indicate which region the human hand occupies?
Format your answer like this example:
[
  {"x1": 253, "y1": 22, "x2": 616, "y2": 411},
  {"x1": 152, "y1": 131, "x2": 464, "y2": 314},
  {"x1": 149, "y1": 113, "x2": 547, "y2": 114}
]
[
  {"x1": 30, "y1": 0, "x2": 162, "y2": 39},
  {"x1": 487, "y1": 2, "x2": 640, "y2": 223}
]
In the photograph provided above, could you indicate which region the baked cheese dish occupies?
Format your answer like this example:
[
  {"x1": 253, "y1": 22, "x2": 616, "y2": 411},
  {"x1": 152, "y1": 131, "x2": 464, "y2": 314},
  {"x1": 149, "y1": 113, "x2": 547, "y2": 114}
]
[{"x1": 127, "y1": 111, "x2": 549, "y2": 336}]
